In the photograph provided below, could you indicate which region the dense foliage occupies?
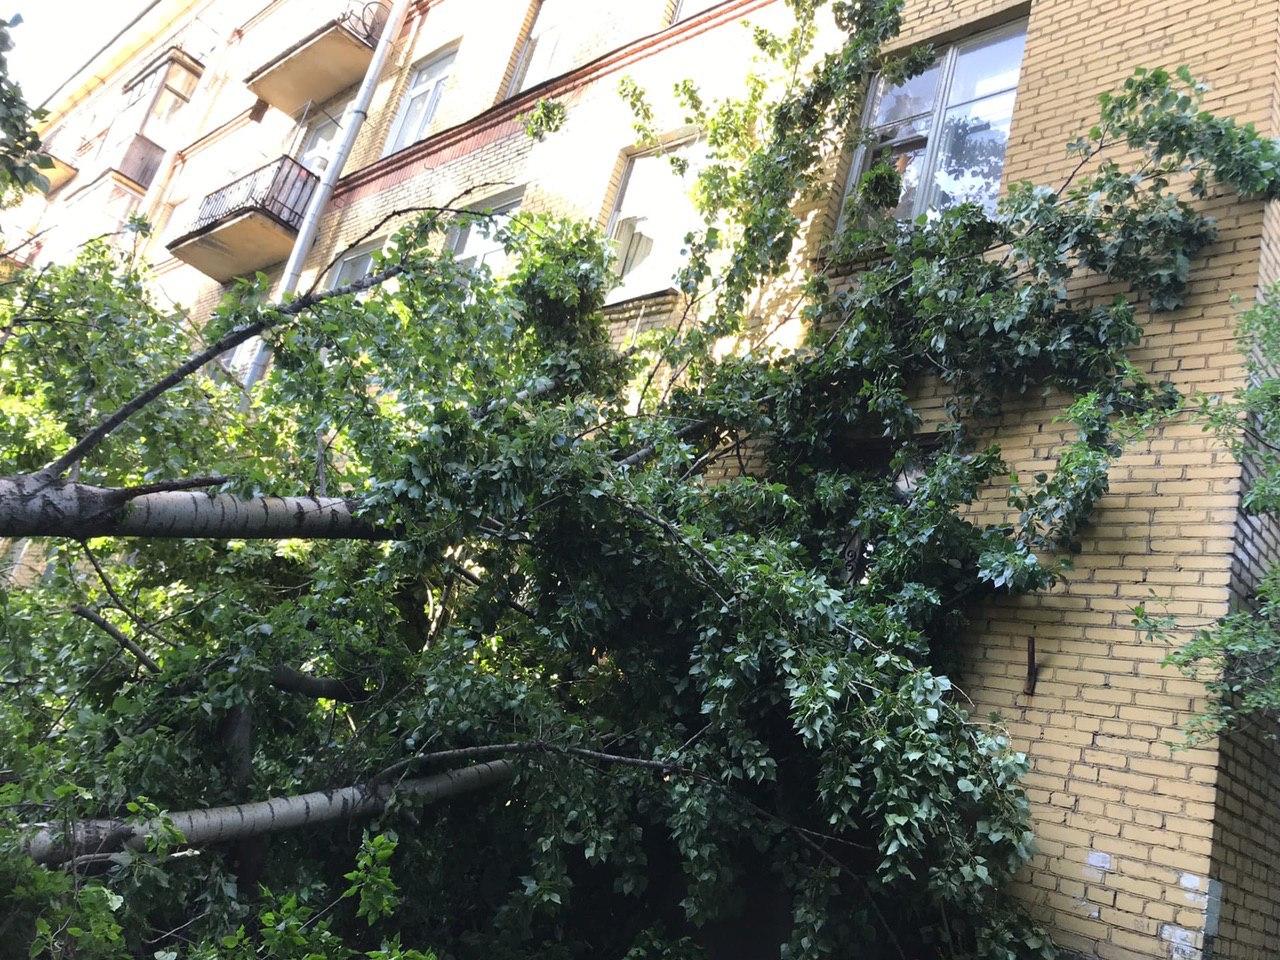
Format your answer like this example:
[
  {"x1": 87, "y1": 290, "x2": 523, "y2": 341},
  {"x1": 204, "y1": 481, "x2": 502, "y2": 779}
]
[
  {"x1": 4, "y1": 2, "x2": 1280, "y2": 959},
  {"x1": 0, "y1": 14, "x2": 47, "y2": 200},
  {"x1": 1139, "y1": 287, "x2": 1280, "y2": 740}
]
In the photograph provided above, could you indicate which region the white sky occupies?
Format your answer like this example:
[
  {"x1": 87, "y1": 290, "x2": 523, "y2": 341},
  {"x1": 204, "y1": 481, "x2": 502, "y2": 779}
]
[{"x1": 8, "y1": 1, "x2": 156, "y2": 105}]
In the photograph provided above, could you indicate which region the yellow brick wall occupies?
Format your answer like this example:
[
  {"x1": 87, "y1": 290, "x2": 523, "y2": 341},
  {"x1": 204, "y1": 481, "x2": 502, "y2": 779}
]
[
  {"x1": 292, "y1": 2, "x2": 1280, "y2": 954},
  {"x1": 1204, "y1": 150, "x2": 1280, "y2": 957},
  {"x1": 893, "y1": 0, "x2": 1280, "y2": 958}
]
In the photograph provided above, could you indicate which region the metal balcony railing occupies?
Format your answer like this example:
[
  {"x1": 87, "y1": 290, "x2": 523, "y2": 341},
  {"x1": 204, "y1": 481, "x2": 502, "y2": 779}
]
[
  {"x1": 190, "y1": 156, "x2": 317, "y2": 235},
  {"x1": 339, "y1": 0, "x2": 390, "y2": 46}
]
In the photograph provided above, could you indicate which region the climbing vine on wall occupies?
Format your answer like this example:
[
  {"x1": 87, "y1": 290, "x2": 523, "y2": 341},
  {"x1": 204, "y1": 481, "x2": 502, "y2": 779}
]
[{"x1": 3, "y1": 2, "x2": 1280, "y2": 959}]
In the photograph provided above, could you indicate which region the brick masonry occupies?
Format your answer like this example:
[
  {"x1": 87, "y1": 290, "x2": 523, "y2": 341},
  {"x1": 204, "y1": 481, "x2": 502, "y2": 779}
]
[{"x1": 9, "y1": 1, "x2": 1280, "y2": 957}]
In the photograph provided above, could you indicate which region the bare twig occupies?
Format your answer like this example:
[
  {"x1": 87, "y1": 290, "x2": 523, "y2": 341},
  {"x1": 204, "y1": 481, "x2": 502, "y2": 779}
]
[{"x1": 79, "y1": 541, "x2": 175, "y2": 650}]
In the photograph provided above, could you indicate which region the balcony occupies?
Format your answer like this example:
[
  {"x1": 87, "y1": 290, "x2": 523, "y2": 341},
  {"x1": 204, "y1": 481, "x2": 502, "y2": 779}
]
[
  {"x1": 41, "y1": 152, "x2": 77, "y2": 192},
  {"x1": 245, "y1": 2, "x2": 389, "y2": 116},
  {"x1": 117, "y1": 134, "x2": 165, "y2": 191},
  {"x1": 166, "y1": 156, "x2": 317, "y2": 282}
]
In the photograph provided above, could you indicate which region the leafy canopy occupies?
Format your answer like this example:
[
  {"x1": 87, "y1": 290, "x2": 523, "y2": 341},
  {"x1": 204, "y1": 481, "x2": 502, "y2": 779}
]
[{"x1": 3, "y1": 3, "x2": 1280, "y2": 960}]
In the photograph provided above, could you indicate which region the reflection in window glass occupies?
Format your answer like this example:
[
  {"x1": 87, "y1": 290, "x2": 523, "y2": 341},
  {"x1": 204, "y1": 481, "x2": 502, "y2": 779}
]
[
  {"x1": 946, "y1": 28, "x2": 1026, "y2": 107},
  {"x1": 869, "y1": 62, "x2": 940, "y2": 128},
  {"x1": 932, "y1": 90, "x2": 1017, "y2": 213},
  {"x1": 607, "y1": 139, "x2": 706, "y2": 305},
  {"x1": 386, "y1": 50, "x2": 455, "y2": 155},
  {"x1": 331, "y1": 248, "x2": 376, "y2": 289},
  {"x1": 846, "y1": 20, "x2": 1026, "y2": 221},
  {"x1": 450, "y1": 195, "x2": 523, "y2": 274}
]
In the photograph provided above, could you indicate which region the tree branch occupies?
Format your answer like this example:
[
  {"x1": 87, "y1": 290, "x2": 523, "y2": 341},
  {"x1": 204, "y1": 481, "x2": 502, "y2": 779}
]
[
  {"x1": 0, "y1": 474, "x2": 386, "y2": 539},
  {"x1": 42, "y1": 261, "x2": 409, "y2": 478},
  {"x1": 71, "y1": 604, "x2": 159, "y2": 673},
  {"x1": 23, "y1": 760, "x2": 513, "y2": 865},
  {"x1": 79, "y1": 540, "x2": 175, "y2": 649},
  {"x1": 270, "y1": 665, "x2": 369, "y2": 703}
]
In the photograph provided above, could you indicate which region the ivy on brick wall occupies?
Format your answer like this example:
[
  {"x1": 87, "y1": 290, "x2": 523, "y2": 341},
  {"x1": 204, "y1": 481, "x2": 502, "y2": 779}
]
[
  {"x1": 2, "y1": 2, "x2": 1280, "y2": 959},
  {"x1": 1138, "y1": 285, "x2": 1280, "y2": 742}
]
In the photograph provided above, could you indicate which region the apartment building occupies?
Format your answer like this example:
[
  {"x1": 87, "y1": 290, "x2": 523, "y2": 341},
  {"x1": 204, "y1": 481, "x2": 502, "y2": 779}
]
[{"x1": 9, "y1": 0, "x2": 1280, "y2": 957}]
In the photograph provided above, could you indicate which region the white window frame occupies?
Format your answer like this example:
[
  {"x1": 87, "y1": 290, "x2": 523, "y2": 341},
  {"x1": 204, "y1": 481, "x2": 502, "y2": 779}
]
[
  {"x1": 384, "y1": 47, "x2": 456, "y2": 157},
  {"x1": 328, "y1": 239, "x2": 384, "y2": 291},
  {"x1": 839, "y1": 18, "x2": 1026, "y2": 227},
  {"x1": 448, "y1": 187, "x2": 525, "y2": 273},
  {"x1": 670, "y1": 0, "x2": 726, "y2": 24},
  {"x1": 297, "y1": 105, "x2": 346, "y2": 174},
  {"x1": 507, "y1": 0, "x2": 566, "y2": 97},
  {"x1": 604, "y1": 134, "x2": 704, "y2": 305}
]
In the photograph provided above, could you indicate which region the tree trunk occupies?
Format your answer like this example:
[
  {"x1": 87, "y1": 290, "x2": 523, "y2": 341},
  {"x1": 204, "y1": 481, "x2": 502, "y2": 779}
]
[
  {"x1": 0, "y1": 474, "x2": 385, "y2": 540},
  {"x1": 24, "y1": 760, "x2": 512, "y2": 865}
]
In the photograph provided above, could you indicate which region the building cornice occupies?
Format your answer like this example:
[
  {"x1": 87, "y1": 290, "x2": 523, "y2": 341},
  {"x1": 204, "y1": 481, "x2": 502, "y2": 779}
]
[{"x1": 332, "y1": 0, "x2": 778, "y2": 200}]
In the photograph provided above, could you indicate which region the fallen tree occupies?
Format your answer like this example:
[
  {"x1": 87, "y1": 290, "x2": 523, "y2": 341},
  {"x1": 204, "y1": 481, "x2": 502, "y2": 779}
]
[
  {"x1": 0, "y1": 475, "x2": 380, "y2": 539},
  {"x1": 24, "y1": 761, "x2": 513, "y2": 866},
  {"x1": 4, "y1": 4, "x2": 1280, "y2": 959}
]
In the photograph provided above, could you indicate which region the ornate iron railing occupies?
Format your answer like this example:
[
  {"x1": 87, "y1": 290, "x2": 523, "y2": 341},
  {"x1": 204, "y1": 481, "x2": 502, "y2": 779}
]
[
  {"x1": 339, "y1": 0, "x2": 390, "y2": 46},
  {"x1": 190, "y1": 156, "x2": 317, "y2": 234}
]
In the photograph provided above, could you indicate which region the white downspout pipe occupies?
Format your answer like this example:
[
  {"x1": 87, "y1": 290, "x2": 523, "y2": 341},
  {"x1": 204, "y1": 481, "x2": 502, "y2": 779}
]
[{"x1": 240, "y1": 0, "x2": 415, "y2": 397}]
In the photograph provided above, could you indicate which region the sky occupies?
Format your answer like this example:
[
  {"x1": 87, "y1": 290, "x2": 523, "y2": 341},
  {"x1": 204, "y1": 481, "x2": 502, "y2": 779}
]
[{"x1": 8, "y1": 1, "x2": 156, "y2": 106}]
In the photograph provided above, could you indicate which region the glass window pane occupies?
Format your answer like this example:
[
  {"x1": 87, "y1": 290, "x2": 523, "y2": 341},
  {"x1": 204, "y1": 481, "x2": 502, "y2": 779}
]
[
  {"x1": 452, "y1": 200, "x2": 521, "y2": 274},
  {"x1": 333, "y1": 251, "x2": 374, "y2": 288},
  {"x1": 389, "y1": 52, "x2": 453, "y2": 153},
  {"x1": 300, "y1": 114, "x2": 341, "y2": 172},
  {"x1": 928, "y1": 89, "x2": 1016, "y2": 215},
  {"x1": 947, "y1": 25, "x2": 1027, "y2": 106},
  {"x1": 870, "y1": 63, "x2": 941, "y2": 128},
  {"x1": 607, "y1": 141, "x2": 706, "y2": 304},
  {"x1": 882, "y1": 141, "x2": 929, "y2": 218},
  {"x1": 515, "y1": 30, "x2": 565, "y2": 92},
  {"x1": 514, "y1": 0, "x2": 573, "y2": 93}
]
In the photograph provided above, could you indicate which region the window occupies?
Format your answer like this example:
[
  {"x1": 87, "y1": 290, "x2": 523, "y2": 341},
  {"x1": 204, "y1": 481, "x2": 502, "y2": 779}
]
[
  {"x1": 330, "y1": 243, "x2": 380, "y2": 289},
  {"x1": 845, "y1": 20, "x2": 1026, "y2": 221},
  {"x1": 125, "y1": 70, "x2": 159, "y2": 108},
  {"x1": 298, "y1": 108, "x2": 345, "y2": 174},
  {"x1": 123, "y1": 50, "x2": 201, "y2": 131},
  {"x1": 385, "y1": 49, "x2": 455, "y2": 155},
  {"x1": 670, "y1": 0, "x2": 724, "y2": 23},
  {"x1": 449, "y1": 190, "x2": 524, "y2": 274},
  {"x1": 606, "y1": 139, "x2": 706, "y2": 305},
  {"x1": 508, "y1": 0, "x2": 572, "y2": 95}
]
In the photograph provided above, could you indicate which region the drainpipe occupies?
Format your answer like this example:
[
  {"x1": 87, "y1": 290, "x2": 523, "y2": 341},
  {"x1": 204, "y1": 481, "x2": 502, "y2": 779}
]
[{"x1": 240, "y1": 0, "x2": 414, "y2": 397}]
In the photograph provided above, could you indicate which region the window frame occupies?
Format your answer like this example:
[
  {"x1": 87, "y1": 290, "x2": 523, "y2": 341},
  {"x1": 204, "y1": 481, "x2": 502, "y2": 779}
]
[
  {"x1": 383, "y1": 46, "x2": 457, "y2": 157},
  {"x1": 603, "y1": 133, "x2": 704, "y2": 305},
  {"x1": 839, "y1": 18, "x2": 1027, "y2": 228},
  {"x1": 296, "y1": 104, "x2": 347, "y2": 175},
  {"x1": 669, "y1": 0, "x2": 727, "y2": 24},
  {"x1": 327, "y1": 239, "x2": 385, "y2": 291},
  {"x1": 506, "y1": 0, "x2": 566, "y2": 97},
  {"x1": 447, "y1": 187, "x2": 526, "y2": 274}
]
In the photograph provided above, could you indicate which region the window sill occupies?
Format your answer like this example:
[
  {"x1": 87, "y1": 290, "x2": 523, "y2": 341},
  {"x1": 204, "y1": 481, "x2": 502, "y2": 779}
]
[{"x1": 603, "y1": 286, "x2": 684, "y2": 312}]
